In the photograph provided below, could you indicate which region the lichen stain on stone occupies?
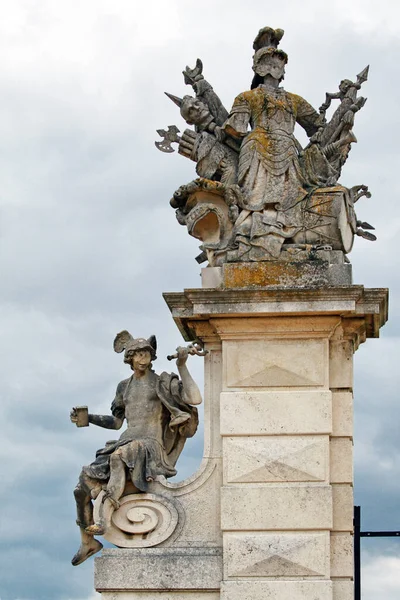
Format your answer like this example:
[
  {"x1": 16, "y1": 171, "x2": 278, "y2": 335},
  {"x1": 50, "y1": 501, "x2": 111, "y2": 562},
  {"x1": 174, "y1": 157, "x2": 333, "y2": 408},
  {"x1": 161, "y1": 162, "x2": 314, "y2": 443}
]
[{"x1": 224, "y1": 262, "x2": 300, "y2": 288}]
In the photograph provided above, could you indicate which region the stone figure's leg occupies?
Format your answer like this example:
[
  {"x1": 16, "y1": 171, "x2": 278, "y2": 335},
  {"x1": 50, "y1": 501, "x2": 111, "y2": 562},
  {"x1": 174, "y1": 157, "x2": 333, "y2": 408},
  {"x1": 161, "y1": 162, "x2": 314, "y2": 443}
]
[
  {"x1": 74, "y1": 472, "x2": 97, "y2": 528},
  {"x1": 71, "y1": 471, "x2": 103, "y2": 566},
  {"x1": 106, "y1": 451, "x2": 127, "y2": 504},
  {"x1": 86, "y1": 451, "x2": 127, "y2": 536}
]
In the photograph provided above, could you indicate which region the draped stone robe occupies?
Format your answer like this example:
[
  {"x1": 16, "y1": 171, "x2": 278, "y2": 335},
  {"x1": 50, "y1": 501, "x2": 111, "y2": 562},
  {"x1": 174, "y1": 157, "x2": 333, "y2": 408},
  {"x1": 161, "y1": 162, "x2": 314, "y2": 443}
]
[
  {"x1": 223, "y1": 85, "x2": 322, "y2": 258},
  {"x1": 83, "y1": 371, "x2": 198, "y2": 492}
]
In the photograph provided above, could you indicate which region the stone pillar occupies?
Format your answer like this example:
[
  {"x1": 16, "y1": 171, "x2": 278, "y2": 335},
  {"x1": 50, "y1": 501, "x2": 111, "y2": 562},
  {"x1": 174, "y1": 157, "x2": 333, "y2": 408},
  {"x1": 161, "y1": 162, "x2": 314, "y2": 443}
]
[
  {"x1": 94, "y1": 283, "x2": 387, "y2": 600},
  {"x1": 163, "y1": 284, "x2": 387, "y2": 600}
]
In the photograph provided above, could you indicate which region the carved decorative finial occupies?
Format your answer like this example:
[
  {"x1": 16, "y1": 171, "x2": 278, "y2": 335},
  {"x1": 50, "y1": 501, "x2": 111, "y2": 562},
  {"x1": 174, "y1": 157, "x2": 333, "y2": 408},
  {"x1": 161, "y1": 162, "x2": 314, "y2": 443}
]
[{"x1": 357, "y1": 65, "x2": 369, "y2": 86}]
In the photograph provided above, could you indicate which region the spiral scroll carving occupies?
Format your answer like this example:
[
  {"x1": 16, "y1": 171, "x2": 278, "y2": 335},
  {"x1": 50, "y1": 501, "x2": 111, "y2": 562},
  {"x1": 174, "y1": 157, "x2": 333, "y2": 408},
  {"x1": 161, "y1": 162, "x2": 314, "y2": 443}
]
[{"x1": 94, "y1": 492, "x2": 180, "y2": 548}]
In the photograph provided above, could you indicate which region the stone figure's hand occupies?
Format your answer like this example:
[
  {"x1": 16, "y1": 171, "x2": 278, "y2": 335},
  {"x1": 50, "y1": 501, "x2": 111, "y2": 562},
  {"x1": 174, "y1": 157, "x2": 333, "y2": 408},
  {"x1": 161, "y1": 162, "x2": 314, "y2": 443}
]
[
  {"x1": 179, "y1": 130, "x2": 197, "y2": 157},
  {"x1": 70, "y1": 407, "x2": 78, "y2": 424},
  {"x1": 214, "y1": 126, "x2": 226, "y2": 143},
  {"x1": 176, "y1": 346, "x2": 189, "y2": 367},
  {"x1": 343, "y1": 110, "x2": 354, "y2": 125},
  {"x1": 310, "y1": 128, "x2": 323, "y2": 144}
]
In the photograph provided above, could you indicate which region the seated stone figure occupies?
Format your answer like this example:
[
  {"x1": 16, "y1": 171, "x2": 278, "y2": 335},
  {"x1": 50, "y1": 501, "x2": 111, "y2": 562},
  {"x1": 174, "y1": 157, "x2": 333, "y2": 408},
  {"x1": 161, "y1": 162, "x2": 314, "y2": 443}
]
[{"x1": 70, "y1": 331, "x2": 202, "y2": 566}]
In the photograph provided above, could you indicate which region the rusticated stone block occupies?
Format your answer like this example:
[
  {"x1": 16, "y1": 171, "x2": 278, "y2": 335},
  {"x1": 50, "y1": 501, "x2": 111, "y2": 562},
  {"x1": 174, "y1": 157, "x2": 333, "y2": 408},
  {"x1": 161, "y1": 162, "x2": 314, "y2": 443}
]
[
  {"x1": 223, "y1": 435, "x2": 329, "y2": 484},
  {"x1": 95, "y1": 548, "x2": 222, "y2": 591},
  {"x1": 101, "y1": 595, "x2": 220, "y2": 600},
  {"x1": 224, "y1": 338, "x2": 327, "y2": 388},
  {"x1": 331, "y1": 533, "x2": 353, "y2": 577},
  {"x1": 332, "y1": 485, "x2": 353, "y2": 531},
  {"x1": 332, "y1": 391, "x2": 353, "y2": 437},
  {"x1": 220, "y1": 391, "x2": 332, "y2": 436},
  {"x1": 330, "y1": 438, "x2": 353, "y2": 483},
  {"x1": 332, "y1": 580, "x2": 354, "y2": 599},
  {"x1": 329, "y1": 339, "x2": 353, "y2": 388},
  {"x1": 224, "y1": 532, "x2": 330, "y2": 579},
  {"x1": 221, "y1": 485, "x2": 332, "y2": 531},
  {"x1": 221, "y1": 580, "x2": 332, "y2": 600}
]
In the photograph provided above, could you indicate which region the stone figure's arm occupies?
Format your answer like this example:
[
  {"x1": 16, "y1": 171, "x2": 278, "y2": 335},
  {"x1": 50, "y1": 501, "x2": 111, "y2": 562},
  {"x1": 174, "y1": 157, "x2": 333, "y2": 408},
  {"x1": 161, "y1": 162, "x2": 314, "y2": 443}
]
[
  {"x1": 319, "y1": 91, "x2": 342, "y2": 116},
  {"x1": 87, "y1": 413, "x2": 124, "y2": 429},
  {"x1": 222, "y1": 93, "x2": 251, "y2": 140},
  {"x1": 292, "y1": 94, "x2": 326, "y2": 138},
  {"x1": 183, "y1": 59, "x2": 229, "y2": 126},
  {"x1": 86, "y1": 381, "x2": 125, "y2": 429},
  {"x1": 176, "y1": 346, "x2": 203, "y2": 406}
]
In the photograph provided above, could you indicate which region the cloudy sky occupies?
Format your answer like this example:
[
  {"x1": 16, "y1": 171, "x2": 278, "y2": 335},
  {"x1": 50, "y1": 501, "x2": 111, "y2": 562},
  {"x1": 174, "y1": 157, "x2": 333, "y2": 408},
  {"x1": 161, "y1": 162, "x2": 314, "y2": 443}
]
[{"x1": 0, "y1": 1, "x2": 399, "y2": 598}]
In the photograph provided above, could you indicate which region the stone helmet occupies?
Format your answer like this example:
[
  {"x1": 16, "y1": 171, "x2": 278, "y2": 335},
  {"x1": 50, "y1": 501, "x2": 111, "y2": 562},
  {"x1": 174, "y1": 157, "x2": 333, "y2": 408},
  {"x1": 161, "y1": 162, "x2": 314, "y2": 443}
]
[
  {"x1": 251, "y1": 26, "x2": 288, "y2": 89},
  {"x1": 113, "y1": 330, "x2": 157, "y2": 363}
]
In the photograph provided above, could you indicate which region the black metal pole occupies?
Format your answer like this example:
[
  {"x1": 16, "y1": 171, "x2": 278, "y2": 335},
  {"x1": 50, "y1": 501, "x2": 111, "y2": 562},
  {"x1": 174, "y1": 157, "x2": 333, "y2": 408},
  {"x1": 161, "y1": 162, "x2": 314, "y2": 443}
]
[{"x1": 354, "y1": 505, "x2": 361, "y2": 600}]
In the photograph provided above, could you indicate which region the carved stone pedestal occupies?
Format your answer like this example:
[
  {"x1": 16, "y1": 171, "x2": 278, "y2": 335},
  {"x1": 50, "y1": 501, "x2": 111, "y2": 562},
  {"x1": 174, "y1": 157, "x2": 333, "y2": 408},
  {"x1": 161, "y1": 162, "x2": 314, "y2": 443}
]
[{"x1": 94, "y1": 282, "x2": 387, "y2": 600}]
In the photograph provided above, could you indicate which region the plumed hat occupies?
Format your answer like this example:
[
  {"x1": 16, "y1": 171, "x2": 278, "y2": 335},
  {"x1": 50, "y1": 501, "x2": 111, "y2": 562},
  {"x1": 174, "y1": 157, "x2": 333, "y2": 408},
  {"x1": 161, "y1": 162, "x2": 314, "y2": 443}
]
[
  {"x1": 251, "y1": 26, "x2": 288, "y2": 89},
  {"x1": 113, "y1": 330, "x2": 157, "y2": 362},
  {"x1": 253, "y1": 27, "x2": 285, "y2": 52}
]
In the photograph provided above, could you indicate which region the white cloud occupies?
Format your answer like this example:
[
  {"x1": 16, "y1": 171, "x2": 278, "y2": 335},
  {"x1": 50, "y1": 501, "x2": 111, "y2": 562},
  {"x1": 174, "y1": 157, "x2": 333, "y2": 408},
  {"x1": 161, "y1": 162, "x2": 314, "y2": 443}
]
[
  {"x1": 1, "y1": 1, "x2": 400, "y2": 599},
  {"x1": 363, "y1": 554, "x2": 400, "y2": 600}
]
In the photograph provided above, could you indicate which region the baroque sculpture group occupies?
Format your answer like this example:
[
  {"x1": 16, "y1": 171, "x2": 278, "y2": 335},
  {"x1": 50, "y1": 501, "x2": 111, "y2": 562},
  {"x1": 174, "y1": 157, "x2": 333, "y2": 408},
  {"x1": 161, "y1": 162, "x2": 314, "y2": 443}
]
[
  {"x1": 156, "y1": 26, "x2": 375, "y2": 265},
  {"x1": 71, "y1": 26, "x2": 376, "y2": 567}
]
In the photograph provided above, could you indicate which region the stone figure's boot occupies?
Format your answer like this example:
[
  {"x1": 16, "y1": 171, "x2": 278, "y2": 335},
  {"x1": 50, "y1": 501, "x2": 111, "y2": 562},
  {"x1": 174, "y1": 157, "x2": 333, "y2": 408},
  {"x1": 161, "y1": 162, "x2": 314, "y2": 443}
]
[
  {"x1": 71, "y1": 528, "x2": 103, "y2": 566},
  {"x1": 72, "y1": 473, "x2": 103, "y2": 565}
]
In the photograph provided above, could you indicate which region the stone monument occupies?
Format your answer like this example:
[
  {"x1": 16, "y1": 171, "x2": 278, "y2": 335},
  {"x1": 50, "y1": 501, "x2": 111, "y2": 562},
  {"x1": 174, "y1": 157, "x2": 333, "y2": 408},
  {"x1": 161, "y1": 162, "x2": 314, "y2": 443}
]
[{"x1": 72, "y1": 26, "x2": 388, "y2": 600}]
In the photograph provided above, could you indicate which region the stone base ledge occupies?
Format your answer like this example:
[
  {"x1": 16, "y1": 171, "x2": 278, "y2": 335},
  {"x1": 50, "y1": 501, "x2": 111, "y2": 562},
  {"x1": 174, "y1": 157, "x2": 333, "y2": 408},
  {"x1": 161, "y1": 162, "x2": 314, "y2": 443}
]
[
  {"x1": 95, "y1": 548, "x2": 222, "y2": 592},
  {"x1": 100, "y1": 594, "x2": 220, "y2": 600},
  {"x1": 163, "y1": 286, "x2": 388, "y2": 342},
  {"x1": 202, "y1": 257, "x2": 352, "y2": 290},
  {"x1": 221, "y1": 580, "x2": 332, "y2": 600}
]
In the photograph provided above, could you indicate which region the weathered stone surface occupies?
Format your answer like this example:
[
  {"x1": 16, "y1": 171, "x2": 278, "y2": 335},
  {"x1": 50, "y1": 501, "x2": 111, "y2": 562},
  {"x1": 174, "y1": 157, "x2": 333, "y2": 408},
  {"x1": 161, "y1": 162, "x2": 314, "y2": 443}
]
[
  {"x1": 223, "y1": 338, "x2": 327, "y2": 388},
  {"x1": 95, "y1": 548, "x2": 222, "y2": 591},
  {"x1": 156, "y1": 457, "x2": 223, "y2": 547},
  {"x1": 332, "y1": 485, "x2": 353, "y2": 531},
  {"x1": 93, "y1": 492, "x2": 180, "y2": 548},
  {"x1": 163, "y1": 287, "x2": 388, "y2": 342},
  {"x1": 332, "y1": 580, "x2": 354, "y2": 600},
  {"x1": 331, "y1": 533, "x2": 353, "y2": 577},
  {"x1": 332, "y1": 391, "x2": 353, "y2": 437},
  {"x1": 202, "y1": 267, "x2": 223, "y2": 289},
  {"x1": 221, "y1": 580, "x2": 333, "y2": 600},
  {"x1": 223, "y1": 436, "x2": 329, "y2": 483},
  {"x1": 222, "y1": 260, "x2": 352, "y2": 289},
  {"x1": 329, "y1": 339, "x2": 353, "y2": 388},
  {"x1": 220, "y1": 391, "x2": 332, "y2": 436},
  {"x1": 224, "y1": 532, "x2": 330, "y2": 578},
  {"x1": 221, "y1": 485, "x2": 332, "y2": 530},
  {"x1": 330, "y1": 438, "x2": 353, "y2": 483},
  {"x1": 101, "y1": 594, "x2": 220, "y2": 600}
]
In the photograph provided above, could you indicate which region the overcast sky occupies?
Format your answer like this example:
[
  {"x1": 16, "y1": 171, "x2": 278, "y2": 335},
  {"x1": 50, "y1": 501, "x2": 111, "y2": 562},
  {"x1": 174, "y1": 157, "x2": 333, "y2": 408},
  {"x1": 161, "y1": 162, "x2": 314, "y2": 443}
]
[{"x1": 0, "y1": 1, "x2": 399, "y2": 599}]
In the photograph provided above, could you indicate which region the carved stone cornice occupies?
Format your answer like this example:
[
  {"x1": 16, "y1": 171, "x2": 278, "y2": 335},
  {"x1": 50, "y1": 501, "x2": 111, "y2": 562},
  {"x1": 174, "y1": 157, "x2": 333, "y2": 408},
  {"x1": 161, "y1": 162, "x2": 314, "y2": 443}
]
[{"x1": 163, "y1": 286, "x2": 388, "y2": 342}]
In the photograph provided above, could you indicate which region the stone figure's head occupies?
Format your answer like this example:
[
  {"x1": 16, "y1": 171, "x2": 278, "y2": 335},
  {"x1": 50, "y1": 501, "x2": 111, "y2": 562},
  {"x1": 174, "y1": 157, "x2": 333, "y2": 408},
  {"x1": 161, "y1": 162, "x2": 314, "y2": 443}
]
[
  {"x1": 339, "y1": 79, "x2": 353, "y2": 94},
  {"x1": 165, "y1": 92, "x2": 211, "y2": 128},
  {"x1": 180, "y1": 95, "x2": 211, "y2": 127},
  {"x1": 114, "y1": 330, "x2": 157, "y2": 372},
  {"x1": 252, "y1": 48, "x2": 287, "y2": 82},
  {"x1": 251, "y1": 26, "x2": 288, "y2": 88}
]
